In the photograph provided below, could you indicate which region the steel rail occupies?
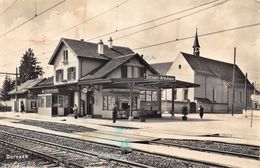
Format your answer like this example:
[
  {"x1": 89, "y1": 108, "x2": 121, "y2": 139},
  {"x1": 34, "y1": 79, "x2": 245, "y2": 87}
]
[
  {"x1": 0, "y1": 125, "x2": 227, "y2": 168},
  {"x1": 0, "y1": 130, "x2": 152, "y2": 168},
  {"x1": 150, "y1": 140, "x2": 260, "y2": 160},
  {"x1": 0, "y1": 123, "x2": 234, "y2": 167}
]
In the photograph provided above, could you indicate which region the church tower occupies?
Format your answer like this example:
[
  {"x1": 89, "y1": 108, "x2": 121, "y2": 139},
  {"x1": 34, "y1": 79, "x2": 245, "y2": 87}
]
[{"x1": 193, "y1": 28, "x2": 200, "y2": 56}]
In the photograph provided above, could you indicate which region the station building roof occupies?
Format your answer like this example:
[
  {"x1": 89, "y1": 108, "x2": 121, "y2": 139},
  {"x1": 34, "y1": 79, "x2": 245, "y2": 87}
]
[{"x1": 9, "y1": 78, "x2": 45, "y2": 95}]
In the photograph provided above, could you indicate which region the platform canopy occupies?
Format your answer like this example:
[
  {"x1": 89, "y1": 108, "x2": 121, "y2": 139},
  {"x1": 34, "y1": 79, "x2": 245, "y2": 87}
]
[{"x1": 79, "y1": 74, "x2": 199, "y2": 89}]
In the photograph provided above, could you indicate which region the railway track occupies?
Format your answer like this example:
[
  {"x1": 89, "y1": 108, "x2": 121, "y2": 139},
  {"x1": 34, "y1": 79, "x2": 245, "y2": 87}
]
[
  {"x1": 0, "y1": 125, "x2": 226, "y2": 168},
  {"x1": 0, "y1": 130, "x2": 149, "y2": 168},
  {"x1": 0, "y1": 143, "x2": 58, "y2": 168},
  {"x1": 150, "y1": 139, "x2": 260, "y2": 160}
]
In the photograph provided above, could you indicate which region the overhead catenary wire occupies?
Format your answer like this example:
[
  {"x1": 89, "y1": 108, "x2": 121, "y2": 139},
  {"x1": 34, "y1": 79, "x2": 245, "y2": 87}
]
[
  {"x1": 6, "y1": 0, "x2": 129, "y2": 57},
  {"x1": 87, "y1": 0, "x2": 223, "y2": 41},
  {"x1": 42, "y1": 0, "x2": 129, "y2": 42},
  {"x1": 24, "y1": 21, "x2": 260, "y2": 60},
  {"x1": 0, "y1": 0, "x2": 66, "y2": 39},
  {"x1": 29, "y1": 0, "x2": 225, "y2": 56},
  {"x1": 0, "y1": 0, "x2": 18, "y2": 17},
  {"x1": 132, "y1": 22, "x2": 260, "y2": 50},
  {"x1": 113, "y1": 0, "x2": 229, "y2": 41}
]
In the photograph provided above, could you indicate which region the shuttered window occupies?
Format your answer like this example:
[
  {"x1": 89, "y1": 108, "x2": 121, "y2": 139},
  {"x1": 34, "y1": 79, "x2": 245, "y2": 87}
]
[
  {"x1": 56, "y1": 69, "x2": 63, "y2": 82},
  {"x1": 67, "y1": 67, "x2": 76, "y2": 81}
]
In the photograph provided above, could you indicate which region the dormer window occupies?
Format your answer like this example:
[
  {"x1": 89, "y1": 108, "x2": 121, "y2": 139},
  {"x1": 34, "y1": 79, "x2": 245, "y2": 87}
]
[{"x1": 63, "y1": 50, "x2": 68, "y2": 64}]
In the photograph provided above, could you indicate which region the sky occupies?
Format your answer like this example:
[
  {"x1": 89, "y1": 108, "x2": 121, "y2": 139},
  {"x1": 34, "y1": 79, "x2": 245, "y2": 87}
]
[{"x1": 0, "y1": 0, "x2": 259, "y2": 88}]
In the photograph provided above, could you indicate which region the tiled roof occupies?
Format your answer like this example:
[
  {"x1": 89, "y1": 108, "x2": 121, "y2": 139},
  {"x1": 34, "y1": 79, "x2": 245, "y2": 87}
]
[
  {"x1": 49, "y1": 38, "x2": 134, "y2": 64},
  {"x1": 81, "y1": 54, "x2": 135, "y2": 80},
  {"x1": 9, "y1": 78, "x2": 45, "y2": 95},
  {"x1": 36, "y1": 76, "x2": 54, "y2": 87},
  {"x1": 181, "y1": 52, "x2": 252, "y2": 87},
  {"x1": 80, "y1": 54, "x2": 159, "y2": 80},
  {"x1": 151, "y1": 62, "x2": 173, "y2": 75}
]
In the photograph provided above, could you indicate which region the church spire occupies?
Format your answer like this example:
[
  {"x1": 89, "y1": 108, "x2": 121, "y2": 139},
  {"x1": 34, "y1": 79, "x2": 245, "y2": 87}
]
[{"x1": 193, "y1": 28, "x2": 200, "y2": 56}]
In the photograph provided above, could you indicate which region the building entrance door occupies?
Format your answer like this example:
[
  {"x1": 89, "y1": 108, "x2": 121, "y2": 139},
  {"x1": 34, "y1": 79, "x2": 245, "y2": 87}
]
[
  {"x1": 52, "y1": 95, "x2": 58, "y2": 116},
  {"x1": 190, "y1": 102, "x2": 196, "y2": 113},
  {"x1": 86, "y1": 91, "x2": 94, "y2": 116}
]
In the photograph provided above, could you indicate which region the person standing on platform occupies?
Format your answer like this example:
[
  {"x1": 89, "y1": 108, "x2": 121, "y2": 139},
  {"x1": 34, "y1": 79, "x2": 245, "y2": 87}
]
[
  {"x1": 112, "y1": 103, "x2": 118, "y2": 123},
  {"x1": 73, "y1": 104, "x2": 78, "y2": 119},
  {"x1": 21, "y1": 101, "x2": 25, "y2": 113},
  {"x1": 199, "y1": 105, "x2": 204, "y2": 119}
]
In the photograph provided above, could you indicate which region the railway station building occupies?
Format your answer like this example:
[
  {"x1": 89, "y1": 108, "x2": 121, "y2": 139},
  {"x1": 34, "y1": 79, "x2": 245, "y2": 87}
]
[
  {"x1": 30, "y1": 37, "x2": 199, "y2": 118},
  {"x1": 9, "y1": 78, "x2": 45, "y2": 112}
]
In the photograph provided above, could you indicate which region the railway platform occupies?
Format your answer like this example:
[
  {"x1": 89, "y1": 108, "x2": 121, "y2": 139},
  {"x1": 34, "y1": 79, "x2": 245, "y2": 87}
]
[{"x1": 0, "y1": 112, "x2": 259, "y2": 168}]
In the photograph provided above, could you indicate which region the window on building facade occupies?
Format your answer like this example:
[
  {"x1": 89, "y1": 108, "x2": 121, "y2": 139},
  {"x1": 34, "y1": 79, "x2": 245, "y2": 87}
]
[
  {"x1": 56, "y1": 69, "x2": 64, "y2": 82},
  {"x1": 103, "y1": 96, "x2": 108, "y2": 110},
  {"x1": 183, "y1": 89, "x2": 188, "y2": 100},
  {"x1": 140, "y1": 91, "x2": 146, "y2": 101},
  {"x1": 146, "y1": 91, "x2": 151, "y2": 101},
  {"x1": 63, "y1": 50, "x2": 68, "y2": 63},
  {"x1": 64, "y1": 96, "x2": 68, "y2": 108},
  {"x1": 38, "y1": 96, "x2": 45, "y2": 107},
  {"x1": 103, "y1": 96, "x2": 115, "y2": 110},
  {"x1": 103, "y1": 95, "x2": 138, "y2": 110},
  {"x1": 121, "y1": 65, "x2": 127, "y2": 78},
  {"x1": 46, "y1": 96, "x2": 52, "y2": 107},
  {"x1": 179, "y1": 64, "x2": 181, "y2": 69},
  {"x1": 30, "y1": 101, "x2": 37, "y2": 110},
  {"x1": 213, "y1": 89, "x2": 217, "y2": 102},
  {"x1": 67, "y1": 67, "x2": 76, "y2": 81},
  {"x1": 58, "y1": 95, "x2": 64, "y2": 107},
  {"x1": 152, "y1": 91, "x2": 157, "y2": 101},
  {"x1": 161, "y1": 91, "x2": 165, "y2": 100}
]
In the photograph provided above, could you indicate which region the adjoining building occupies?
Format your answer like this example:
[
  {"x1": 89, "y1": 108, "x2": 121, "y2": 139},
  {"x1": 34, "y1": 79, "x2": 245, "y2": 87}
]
[
  {"x1": 152, "y1": 30, "x2": 255, "y2": 113},
  {"x1": 9, "y1": 78, "x2": 45, "y2": 112},
  {"x1": 30, "y1": 37, "x2": 199, "y2": 118}
]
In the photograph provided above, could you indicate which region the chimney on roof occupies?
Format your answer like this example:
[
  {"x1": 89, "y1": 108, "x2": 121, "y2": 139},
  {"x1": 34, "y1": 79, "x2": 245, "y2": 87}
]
[
  {"x1": 98, "y1": 39, "x2": 104, "y2": 55},
  {"x1": 80, "y1": 39, "x2": 84, "y2": 42},
  {"x1": 108, "y1": 37, "x2": 113, "y2": 49}
]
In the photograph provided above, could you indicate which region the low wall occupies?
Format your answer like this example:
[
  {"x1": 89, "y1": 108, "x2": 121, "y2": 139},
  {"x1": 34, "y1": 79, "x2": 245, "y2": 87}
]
[
  {"x1": 162, "y1": 101, "x2": 230, "y2": 113},
  {"x1": 161, "y1": 101, "x2": 190, "y2": 113},
  {"x1": 243, "y1": 110, "x2": 260, "y2": 117},
  {"x1": 38, "y1": 107, "x2": 52, "y2": 116},
  {"x1": 99, "y1": 110, "x2": 140, "y2": 119}
]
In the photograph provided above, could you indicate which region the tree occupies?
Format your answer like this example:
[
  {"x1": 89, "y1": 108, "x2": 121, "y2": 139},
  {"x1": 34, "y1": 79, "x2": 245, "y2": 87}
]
[
  {"x1": 19, "y1": 48, "x2": 44, "y2": 84},
  {"x1": 1, "y1": 76, "x2": 15, "y2": 101}
]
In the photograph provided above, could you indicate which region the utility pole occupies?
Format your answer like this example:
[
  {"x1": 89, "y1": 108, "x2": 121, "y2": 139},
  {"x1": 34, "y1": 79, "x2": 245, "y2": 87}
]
[
  {"x1": 250, "y1": 82, "x2": 256, "y2": 127},
  {"x1": 15, "y1": 68, "x2": 18, "y2": 112},
  {"x1": 231, "y1": 47, "x2": 236, "y2": 116},
  {"x1": 244, "y1": 73, "x2": 247, "y2": 117}
]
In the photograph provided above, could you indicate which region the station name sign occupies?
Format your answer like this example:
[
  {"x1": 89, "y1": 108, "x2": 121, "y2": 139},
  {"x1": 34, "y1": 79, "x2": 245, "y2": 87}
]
[
  {"x1": 144, "y1": 74, "x2": 175, "y2": 81},
  {"x1": 42, "y1": 89, "x2": 59, "y2": 94}
]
